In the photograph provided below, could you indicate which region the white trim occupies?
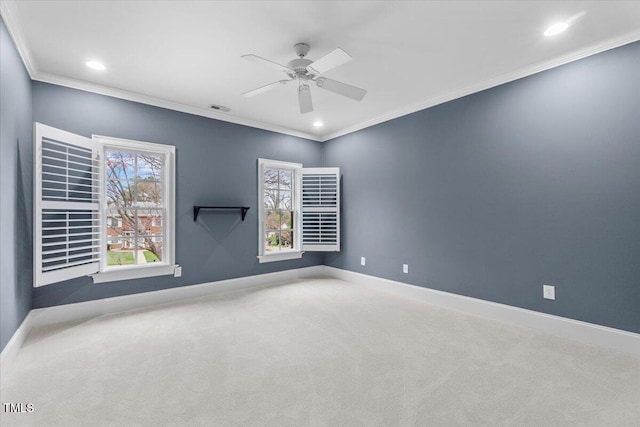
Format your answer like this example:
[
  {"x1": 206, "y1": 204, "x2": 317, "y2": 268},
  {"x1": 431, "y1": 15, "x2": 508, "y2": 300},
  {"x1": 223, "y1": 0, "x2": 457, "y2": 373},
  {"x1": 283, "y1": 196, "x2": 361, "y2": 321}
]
[
  {"x1": 0, "y1": 1, "x2": 36, "y2": 78},
  {"x1": 40, "y1": 263, "x2": 100, "y2": 287},
  {"x1": 257, "y1": 251, "x2": 304, "y2": 263},
  {"x1": 93, "y1": 134, "x2": 175, "y2": 154},
  {"x1": 324, "y1": 267, "x2": 640, "y2": 357},
  {"x1": 3, "y1": 264, "x2": 638, "y2": 379},
  {"x1": 4, "y1": 267, "x2": 327, "y2": 376},
  {"x1": 2, "y1": 0, "x2": 639, "y2": 142},
  {"x1": 319, "y1": 31, "x2": 640, "y2": 142},
  {"x1": 93, "y1": 134, "x2": 176, "y2": 281},
  {"x1": 257, "y1": 158, "x2": 303, "y2": 260},
  {"x1": 91, "y1": 264, "x2": 177, "y2": 284},
  {"x1": 35, "y1": 72, "x2": 322, "y2": 142},
  {"x1": 32, "y1": 265, "x2": 325, "y2": 327},
  {"x1": 19, "y1": 31, "x2": 640, "y2": 144},
  {"x1": 0, "y1": 312, "x2": 33, "y2": 380},
  {"x1": 257, "y1": 158, "x2": 303, "y2": 170}
]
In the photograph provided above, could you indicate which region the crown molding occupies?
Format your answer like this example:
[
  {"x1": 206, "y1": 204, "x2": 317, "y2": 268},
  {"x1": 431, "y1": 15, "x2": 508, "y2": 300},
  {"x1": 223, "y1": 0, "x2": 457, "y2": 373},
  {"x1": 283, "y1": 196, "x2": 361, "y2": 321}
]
[
  {"x1": 1, "y1": 1, "x2": 320, "y2": 141},
  {"x1": 320, "y1": 30, "x2": 640, "y2": 142},
  {"x1": 3, "y1": 0, "x2": 639, "y2": 143},
  {"x1": 33, "y1": 72, "x2": 321, "y2": 141},
  {"x1": 0, "y1": 0, "x2": 37, "y2": 78}
]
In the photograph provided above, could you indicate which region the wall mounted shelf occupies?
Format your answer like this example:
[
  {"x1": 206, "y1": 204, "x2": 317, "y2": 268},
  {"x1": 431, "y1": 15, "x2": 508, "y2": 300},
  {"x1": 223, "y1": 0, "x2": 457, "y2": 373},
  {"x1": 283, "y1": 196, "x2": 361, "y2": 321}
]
[{"x1": 193, "y1": 206, "x2": 250, "y2": 222}]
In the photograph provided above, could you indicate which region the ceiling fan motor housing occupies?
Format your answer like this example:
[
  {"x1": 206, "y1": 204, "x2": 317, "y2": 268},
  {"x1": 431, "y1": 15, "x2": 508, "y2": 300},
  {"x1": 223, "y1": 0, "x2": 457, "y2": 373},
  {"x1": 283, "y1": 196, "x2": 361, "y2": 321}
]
[{"x1": 287, "y1": 58, "x2": 314, "y2": 78}]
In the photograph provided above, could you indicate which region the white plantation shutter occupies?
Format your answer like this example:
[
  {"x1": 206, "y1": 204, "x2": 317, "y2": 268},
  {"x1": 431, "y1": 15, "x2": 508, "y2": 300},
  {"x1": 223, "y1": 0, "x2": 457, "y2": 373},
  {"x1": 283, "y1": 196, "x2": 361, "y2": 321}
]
[
  {"x1": 34, "y1": 123, "x2": 101, "y2": 286},
  {"x1": 301, "y1": 167, "x2": 340, "y2": 251}
]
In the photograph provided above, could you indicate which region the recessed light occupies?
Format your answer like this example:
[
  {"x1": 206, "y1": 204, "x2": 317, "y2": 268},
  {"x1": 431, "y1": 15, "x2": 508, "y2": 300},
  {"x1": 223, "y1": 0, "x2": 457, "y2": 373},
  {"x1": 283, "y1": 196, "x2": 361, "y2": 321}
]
[
  {"x1": 85, "y1": 60, "x2": 106, "y2": 71},
  {"x1": 544, "y1": 22, "x2": 569, "y2": 37},
  {"x1": 313, "y1": 121, "x2": 324, "y2": 128}
]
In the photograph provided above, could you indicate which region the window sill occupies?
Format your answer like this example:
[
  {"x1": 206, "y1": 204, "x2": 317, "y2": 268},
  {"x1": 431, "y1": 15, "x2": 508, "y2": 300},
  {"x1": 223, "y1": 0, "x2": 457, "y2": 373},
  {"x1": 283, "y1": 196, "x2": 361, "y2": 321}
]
[
  {"x1": 91, "y1": 264, "x2": 177, "y2": 284},
  {"x1": 257, "y1": 251, "x2": 304, "y2": 263}
]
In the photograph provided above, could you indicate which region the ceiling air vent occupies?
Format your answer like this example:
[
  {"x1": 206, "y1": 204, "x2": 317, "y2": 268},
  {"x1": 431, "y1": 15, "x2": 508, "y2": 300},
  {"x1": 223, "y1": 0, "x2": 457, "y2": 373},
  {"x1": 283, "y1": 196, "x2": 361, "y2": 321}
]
[{"x1": 208, "y1": 104, "x2": 231, "y2": 112}]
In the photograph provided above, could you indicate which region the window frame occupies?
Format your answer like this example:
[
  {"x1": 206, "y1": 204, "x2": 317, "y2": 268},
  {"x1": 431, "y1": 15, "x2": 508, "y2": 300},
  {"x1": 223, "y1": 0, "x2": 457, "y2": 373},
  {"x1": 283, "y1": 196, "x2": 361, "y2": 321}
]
[
  {"x1": 257, "y1": 158, "x2": 303, "y2": 263},
  {"x1": 92, "y1": 134, "x2": 176, "y2": 283}
]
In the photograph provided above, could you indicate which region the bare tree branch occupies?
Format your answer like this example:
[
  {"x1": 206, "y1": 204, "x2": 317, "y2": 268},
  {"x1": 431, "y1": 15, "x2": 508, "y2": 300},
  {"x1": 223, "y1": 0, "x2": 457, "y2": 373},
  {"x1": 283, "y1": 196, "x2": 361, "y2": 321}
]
[{"x1": 105, "y1": 152, "x2": 164, "y2": 260}]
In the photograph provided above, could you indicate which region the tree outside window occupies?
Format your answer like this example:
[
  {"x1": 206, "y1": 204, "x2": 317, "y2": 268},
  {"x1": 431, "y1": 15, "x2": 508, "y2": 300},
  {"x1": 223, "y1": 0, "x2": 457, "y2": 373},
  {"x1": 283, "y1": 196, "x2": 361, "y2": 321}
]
[
  {"x1": 263, "y1": 167, "x2": 295, "y2": 252},
  {"x1": 105, "y1": 150, "x2": 165, "y2": 266}
]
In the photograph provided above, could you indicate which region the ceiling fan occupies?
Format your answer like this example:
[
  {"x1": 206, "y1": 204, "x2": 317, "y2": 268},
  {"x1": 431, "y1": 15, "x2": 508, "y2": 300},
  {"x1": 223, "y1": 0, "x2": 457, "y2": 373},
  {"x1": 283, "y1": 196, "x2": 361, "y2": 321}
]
[{"x1": 241, "y1": 43, "x2": 367, "y2": 114}]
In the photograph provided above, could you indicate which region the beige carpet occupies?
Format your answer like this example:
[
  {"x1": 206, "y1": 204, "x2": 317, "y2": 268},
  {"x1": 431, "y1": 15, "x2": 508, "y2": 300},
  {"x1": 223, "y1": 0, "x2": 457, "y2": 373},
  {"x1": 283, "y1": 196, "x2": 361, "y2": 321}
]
[{"x1": 1, "y1": 277, "x2": 639, "y2": 426}]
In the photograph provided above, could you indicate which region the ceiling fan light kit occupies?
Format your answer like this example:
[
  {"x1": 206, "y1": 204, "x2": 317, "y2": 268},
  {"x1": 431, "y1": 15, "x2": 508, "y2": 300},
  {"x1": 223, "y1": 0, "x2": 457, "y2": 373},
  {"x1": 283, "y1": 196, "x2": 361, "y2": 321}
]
[
  {"x1": 298, "y1": 84, "x2": 313, "y2": 114},
  {"x1": 241, "y1": 43, "x2": 367, "y2": 114}
]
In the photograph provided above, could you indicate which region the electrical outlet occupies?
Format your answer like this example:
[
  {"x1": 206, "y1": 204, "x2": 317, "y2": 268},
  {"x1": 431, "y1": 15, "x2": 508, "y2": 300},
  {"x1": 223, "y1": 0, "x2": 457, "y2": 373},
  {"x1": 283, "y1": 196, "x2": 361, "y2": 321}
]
[
  {"x1": 361, "y1": 257, "x2": 366, "y2": 266},
  {"x1": 403, "y1": 264, "x2": 409, "y2": 274},
  {"x1": 174, "y1": 266, "x2": 182, "y2": 277},
  {"x1": 543, "y1": 284, "x2": 555, "y2": 300}
]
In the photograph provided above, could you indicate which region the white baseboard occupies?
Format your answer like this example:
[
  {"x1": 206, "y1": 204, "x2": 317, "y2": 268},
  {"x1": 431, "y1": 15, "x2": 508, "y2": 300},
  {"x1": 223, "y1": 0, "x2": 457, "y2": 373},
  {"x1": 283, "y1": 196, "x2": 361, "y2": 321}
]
[
  {"x1": 2, "y1": 264, "x2": 638, "y2": 379},
  {"x1": 0, "y1": 265, "x2": 324, "y2": 376},
  {"x1": 0, "y1": 311, "x2": 34, "y2": 379},
  {"x1": 324, "y1": 266, "x2": 640, "y2": 357},
  {"x1": 30, "y1": 265, "x2": 325, "y2": 327}
]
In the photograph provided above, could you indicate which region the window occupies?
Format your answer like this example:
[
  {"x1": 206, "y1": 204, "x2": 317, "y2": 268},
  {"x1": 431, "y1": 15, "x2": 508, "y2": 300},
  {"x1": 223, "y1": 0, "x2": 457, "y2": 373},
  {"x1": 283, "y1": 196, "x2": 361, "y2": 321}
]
[
  {"x1": 258, "y1": 159, "x2": 302, "y2": 262},
  {"x1": 34, "y1": 123, "x2": 176, "y2": 286},
  {"x1": 104, "y1": 147, "x2": 166, "y2": 268},
  {"x1": 258, "y1": 159, "x2": 340, "y2": 263}
]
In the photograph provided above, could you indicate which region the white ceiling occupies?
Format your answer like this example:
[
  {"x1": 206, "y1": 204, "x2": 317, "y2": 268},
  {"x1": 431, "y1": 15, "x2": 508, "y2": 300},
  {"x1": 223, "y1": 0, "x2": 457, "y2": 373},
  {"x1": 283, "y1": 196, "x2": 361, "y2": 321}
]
[{"x1": 2, "y1": 1, "x2": 640, "y2": 141}]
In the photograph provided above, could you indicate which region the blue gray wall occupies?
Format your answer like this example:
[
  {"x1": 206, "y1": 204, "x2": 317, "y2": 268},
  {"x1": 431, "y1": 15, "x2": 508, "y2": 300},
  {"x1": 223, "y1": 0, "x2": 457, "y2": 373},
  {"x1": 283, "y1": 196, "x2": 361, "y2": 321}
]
[
  {"x1": 31, "y1": 82, "x2": 324, "y2": 309},
  {"x1": 0, "y1": 17, "x2": 33, "y2": 351},
  {"x1": 324, "y1": 41, "x2": 640, "y2": 334}
]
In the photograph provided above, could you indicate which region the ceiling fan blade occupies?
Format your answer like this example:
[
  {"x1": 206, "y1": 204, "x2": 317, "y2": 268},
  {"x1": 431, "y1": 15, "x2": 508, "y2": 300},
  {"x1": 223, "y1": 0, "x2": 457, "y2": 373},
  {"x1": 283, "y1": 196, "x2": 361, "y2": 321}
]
[
  {"x1": 242, "y1": 80, "x2": 289, "y2": 97},
  {"x1": 241, "y1": 54, "x2": 293, "y2": 73},
  {"x1": 306, "y1": 48, "x2": 352, "y2": 75},
  {"x1": 298, "y1": 84, "x2": 313, "y2": 114},
  {"x1": 316, "y1": 77, "x2": 367, "y2": 101}
]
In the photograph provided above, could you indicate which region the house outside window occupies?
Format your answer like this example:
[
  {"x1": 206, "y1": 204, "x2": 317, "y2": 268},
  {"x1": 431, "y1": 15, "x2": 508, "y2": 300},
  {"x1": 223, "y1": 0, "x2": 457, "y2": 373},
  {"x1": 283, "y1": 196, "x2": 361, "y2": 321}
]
[{"x1": 104, "y1": 148, "x2": 166, "y2": 267}]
